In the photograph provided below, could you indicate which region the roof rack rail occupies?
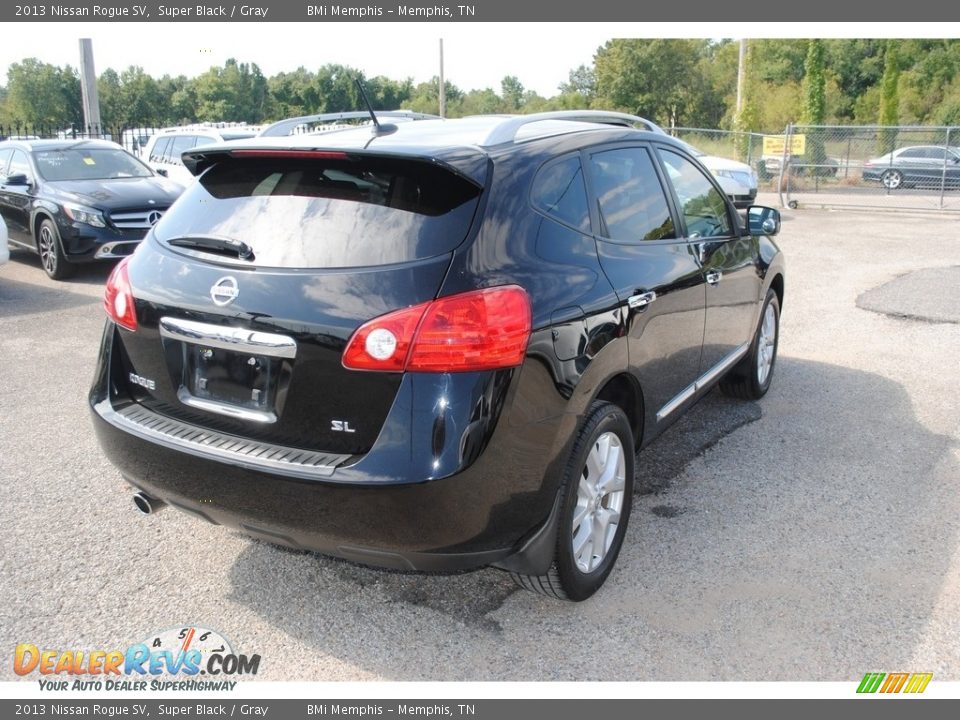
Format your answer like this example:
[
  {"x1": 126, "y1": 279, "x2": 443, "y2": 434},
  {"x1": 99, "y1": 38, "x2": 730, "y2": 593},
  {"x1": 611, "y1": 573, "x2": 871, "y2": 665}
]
[
  {"x1": 479, "y1": 110, "x2": 664, "y2": 147},
  {"x1": 259, "y1": 111, "x2": 439, "y2": 138}
]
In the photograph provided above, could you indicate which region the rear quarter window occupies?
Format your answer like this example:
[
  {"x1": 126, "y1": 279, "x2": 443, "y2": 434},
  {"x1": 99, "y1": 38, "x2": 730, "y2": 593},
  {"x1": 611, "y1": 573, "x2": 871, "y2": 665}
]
[{"x1": 531, "y1": 155, "x2": 591, "y2": 232}]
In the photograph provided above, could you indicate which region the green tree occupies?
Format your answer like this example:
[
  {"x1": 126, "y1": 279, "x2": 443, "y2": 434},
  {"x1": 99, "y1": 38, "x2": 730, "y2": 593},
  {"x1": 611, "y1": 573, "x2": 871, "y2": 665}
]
[
  {"x1": 500, "y1": 76, "x2": 525, "y2": 112},
  {"x1": 801, "y1": 40, "x2": 828, "y2": 173},
  {"x1": 159, "y1": 75, "x2": 197, "y2": 125},
  {"x1": 559, "y1": 64, "x2": 595, "y2": 104},
  {"x1": 6, "y1": 59, "x2": 81, "y2": 129},
  {"x1": 194, "y1": 59, "x2": 269, "y2": 122},
  {"x1": 593, "y1": 39, "x2": 717, "y2": 127},
  {"x1": 878, "y1": 41, "x2": 900, "y2": 154},
  {"x1": 268, "y1": 67, "x2": 320, "y2": 117},
  {"x1": 801, "y1": 40, "x2": 826, "y2": 125},
  {"x1": 97, "y1": 68, "x2": 124, "y2": 127},
  {"x1": 406, "y1": 77, "x2": 463, "y2": 116}
]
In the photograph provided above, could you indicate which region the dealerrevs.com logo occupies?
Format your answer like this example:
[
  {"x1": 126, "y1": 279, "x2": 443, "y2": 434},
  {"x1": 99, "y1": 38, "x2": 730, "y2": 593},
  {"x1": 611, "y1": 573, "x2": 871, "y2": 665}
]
[{"x1": 14, "y1": 626, "x2": 261, "y2": 691}]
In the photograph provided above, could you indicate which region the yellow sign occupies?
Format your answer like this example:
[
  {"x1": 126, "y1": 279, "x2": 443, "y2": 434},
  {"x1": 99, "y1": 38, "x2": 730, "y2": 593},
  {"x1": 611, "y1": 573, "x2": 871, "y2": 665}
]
[{"x1": 763, "y1": 134, "x2": 806, "y2": 156}]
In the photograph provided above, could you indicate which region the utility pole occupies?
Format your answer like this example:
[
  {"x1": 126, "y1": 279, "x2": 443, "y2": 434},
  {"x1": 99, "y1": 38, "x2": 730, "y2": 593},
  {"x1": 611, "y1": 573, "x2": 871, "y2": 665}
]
[
  {"x1": 438, "y1": 38, "x2": 446, "y2": 118},
  {"x1": 736, "y1": 38, "x2": 747, "y2": 117},
  {"x1": 78, "y1": 38, "x2": 102, "y2": 135}
]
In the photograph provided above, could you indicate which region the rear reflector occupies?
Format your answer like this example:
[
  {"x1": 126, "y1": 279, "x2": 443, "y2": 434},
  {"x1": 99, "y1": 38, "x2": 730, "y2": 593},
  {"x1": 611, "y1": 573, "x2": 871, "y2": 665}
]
[
  {"x1": 103, "y1": 256, "x2": 138, "y2": 331},
  {"x1": 342, "y1": 286, "x2": 531, "y2": 373}
]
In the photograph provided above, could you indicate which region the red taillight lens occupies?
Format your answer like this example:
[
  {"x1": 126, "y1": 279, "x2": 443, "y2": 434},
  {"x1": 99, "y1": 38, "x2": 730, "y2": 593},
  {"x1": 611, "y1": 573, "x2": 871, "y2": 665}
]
[
  {"x1": 341, "y1": 300, "x2": 429, "y2": 372},
  {"x1": 103, "y1": 257, "x2": 138, "y2": 331},
  {"x1": 342, "y1": 286, "x2": 531, "y2": 373}
]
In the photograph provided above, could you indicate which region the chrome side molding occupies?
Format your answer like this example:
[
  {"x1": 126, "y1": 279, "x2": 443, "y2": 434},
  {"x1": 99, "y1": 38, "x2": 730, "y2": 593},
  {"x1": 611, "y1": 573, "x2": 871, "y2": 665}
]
[{"x1": 656, "y1": 342, "x2": 750, "y2": 422}]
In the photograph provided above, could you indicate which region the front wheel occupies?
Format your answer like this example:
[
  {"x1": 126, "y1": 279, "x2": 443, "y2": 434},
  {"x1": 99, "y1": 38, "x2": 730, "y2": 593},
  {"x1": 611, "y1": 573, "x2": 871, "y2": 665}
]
[
  {"x1": 37, "y1": 219, "x2": 76, "y2": 280},
  {"x1": 720, "y1": 289, "x2": 780, "y2": 400},
  {"x1": 511, "y1": 401, "x2": 635, "y2": 601},
  {"x1": 881, "y1": 169, "x2": 904, "y2": 190}
]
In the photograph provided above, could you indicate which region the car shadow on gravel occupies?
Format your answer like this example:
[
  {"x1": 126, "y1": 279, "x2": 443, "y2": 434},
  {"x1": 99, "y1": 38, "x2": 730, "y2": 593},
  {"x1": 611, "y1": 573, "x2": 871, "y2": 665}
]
[
  {"x1": 224, "y1": 357, "x2": 958, "y2": 681},
  {"x1": 0, "y1": 276, "x2": 101, "y2": 318}
]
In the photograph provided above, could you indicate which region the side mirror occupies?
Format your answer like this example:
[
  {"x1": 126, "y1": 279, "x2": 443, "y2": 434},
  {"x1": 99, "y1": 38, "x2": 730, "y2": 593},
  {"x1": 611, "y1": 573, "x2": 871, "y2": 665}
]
[
  {"x1": 3, "y1": 172, "x2": 30, "y2": 186},
  {"x1": 155, "y1": 168, "x2": 168, "y2": 178},
  {"x1": 747, "y1": 205, "x2": 781, "y2": 236}
]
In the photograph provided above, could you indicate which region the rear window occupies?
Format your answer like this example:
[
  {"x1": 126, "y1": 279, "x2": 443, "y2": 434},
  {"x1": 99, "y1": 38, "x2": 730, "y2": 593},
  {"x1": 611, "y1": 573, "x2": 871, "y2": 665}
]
[{"x1": 155, "y1": 155, "x2": 482, "y2": 268}]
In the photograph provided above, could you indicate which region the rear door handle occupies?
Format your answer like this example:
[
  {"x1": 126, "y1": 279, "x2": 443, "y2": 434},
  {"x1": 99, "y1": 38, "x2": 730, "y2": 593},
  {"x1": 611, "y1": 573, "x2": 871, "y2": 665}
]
[
  {"x1": 706, "y1": 271, "x2": 723, "y2": 285},
  {"x1": 628, "y1": 291, "x2": 657, "y2": 309}
]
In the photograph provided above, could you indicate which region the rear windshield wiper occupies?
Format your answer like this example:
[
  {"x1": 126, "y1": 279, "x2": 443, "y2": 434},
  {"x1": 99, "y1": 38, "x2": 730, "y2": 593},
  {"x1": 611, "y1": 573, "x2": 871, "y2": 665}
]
[{"x1": 167, "y1": 235, "x2": 255, "y2": 261}]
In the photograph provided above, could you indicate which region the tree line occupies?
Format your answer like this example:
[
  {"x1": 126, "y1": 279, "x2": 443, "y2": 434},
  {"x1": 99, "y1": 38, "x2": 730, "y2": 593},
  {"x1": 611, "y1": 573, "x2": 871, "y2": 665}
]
[{"x1": 2, "y1": 39, "x2": 960, "y2": 132}]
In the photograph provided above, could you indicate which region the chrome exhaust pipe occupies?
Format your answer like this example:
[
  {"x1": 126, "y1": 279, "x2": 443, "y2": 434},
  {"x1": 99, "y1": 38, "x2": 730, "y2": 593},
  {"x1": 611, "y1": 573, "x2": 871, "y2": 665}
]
[{"x1": 133, "y1": 491, "x2": 166, "y2": 515}]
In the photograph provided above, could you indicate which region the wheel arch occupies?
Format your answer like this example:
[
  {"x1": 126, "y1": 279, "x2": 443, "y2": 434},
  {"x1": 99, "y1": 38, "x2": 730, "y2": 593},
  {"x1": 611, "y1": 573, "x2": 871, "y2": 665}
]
[
  {"x1": 31, "y1": 209, "x2": 57, "y2": 252},
  {"x1": 768, "y1": 271, "x2": 784, "y2": 311},
  {"x1": 594, "y1": 372, "x2": 644, "y2": 448}
]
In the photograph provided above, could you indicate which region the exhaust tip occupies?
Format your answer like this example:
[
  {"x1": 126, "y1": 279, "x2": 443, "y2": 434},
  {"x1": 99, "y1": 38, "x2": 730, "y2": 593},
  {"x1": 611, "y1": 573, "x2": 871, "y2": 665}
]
[{"x1": 133, "y1": 491, "x2": 165, "y2": 515}]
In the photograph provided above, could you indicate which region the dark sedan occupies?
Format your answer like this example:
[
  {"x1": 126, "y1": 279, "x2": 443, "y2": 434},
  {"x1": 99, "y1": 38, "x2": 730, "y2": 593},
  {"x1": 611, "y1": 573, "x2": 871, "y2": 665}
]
[
  {"x1": 862, "y1": 145, "x2": 960, "y2": 190},
  {"x1": 0, "y1": 139, "x2": 183, "y2": 279}
]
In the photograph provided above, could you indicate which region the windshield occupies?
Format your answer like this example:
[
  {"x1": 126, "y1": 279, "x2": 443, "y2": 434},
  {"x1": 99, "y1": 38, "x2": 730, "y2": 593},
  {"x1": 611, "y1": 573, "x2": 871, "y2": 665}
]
[{"x1": 34, "y1": 146, "x2": 154, "y2": 181}]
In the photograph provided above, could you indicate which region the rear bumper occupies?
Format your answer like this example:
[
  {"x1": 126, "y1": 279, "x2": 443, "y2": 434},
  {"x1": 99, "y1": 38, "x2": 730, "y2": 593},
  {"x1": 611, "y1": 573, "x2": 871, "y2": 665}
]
[{"x1": 89, "y1": 324, "x2": 567, "y2": 572}]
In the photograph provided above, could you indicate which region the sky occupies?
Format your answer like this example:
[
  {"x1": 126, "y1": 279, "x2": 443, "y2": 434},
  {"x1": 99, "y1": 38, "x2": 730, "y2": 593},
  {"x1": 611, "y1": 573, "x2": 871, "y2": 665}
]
[{"x1": 1, "y1": 23, "x2": 956, "y2": 98}]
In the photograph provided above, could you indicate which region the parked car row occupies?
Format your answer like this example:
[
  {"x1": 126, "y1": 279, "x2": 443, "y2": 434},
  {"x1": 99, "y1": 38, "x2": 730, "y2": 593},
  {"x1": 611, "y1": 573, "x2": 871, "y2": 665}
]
[{"x1": 0, "y1": 139, "x2": 183, "y2": 279}]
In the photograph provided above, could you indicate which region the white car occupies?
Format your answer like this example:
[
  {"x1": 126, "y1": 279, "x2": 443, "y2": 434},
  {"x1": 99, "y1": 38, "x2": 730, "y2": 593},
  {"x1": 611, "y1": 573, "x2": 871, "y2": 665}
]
[
  {"x1": 141, "y1": 124, "x2": 260, "y2": 185},
  {"x1": 0, "y1": 215, "x2": 9, "y2": 266},
  {"x1": 675, "y1": 139, "x2": 758, "y2": 208}
]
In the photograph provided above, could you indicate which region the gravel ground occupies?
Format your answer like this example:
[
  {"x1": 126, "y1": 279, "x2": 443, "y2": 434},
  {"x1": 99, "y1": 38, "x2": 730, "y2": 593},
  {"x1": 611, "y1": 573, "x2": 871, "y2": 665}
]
[{"x1": 1, "y1": 205, "x2": 958, "y2": 682}]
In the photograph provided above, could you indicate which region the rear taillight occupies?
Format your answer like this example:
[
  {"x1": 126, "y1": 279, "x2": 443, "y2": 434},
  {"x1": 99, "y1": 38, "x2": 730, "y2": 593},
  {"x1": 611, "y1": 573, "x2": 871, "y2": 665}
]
[
  {"x1": 342, "y1": 286, "x2": 531, "y2": 373},
  {"x1": 103, "y1": 257, "x2": 138, "y2": 331}
]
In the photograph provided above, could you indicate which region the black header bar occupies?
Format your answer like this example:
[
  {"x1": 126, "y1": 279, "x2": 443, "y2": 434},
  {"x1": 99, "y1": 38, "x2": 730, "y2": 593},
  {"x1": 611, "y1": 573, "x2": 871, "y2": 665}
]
[{"x1": 2, "y1": 0, "x2": 954, "y2": 22}]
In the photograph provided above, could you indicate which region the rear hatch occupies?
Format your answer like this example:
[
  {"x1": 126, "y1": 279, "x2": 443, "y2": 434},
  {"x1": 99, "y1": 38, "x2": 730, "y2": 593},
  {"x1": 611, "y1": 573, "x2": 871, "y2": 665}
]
[{"x1": 114, "y1": 149, "x2": 484, "y2": 456}]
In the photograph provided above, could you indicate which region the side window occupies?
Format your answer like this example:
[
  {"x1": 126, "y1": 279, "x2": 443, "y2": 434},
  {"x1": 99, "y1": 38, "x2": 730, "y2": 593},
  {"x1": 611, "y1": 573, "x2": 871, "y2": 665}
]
[
  {"x1": 588, "y1": 147, "x2": 675, "y2": 242},
  {"x1": 8, "y1": 150, "x2": 32, "y2": 180},
  {"x1": 150, "y1": 137, "x2": 172, "y2": 164},
  {"x1": 657, "y1": 149, "x2": 732, "y2": 238},
  {"x1": 168, "y1": 136, "x2": 198, "y2": 166},
  {"x1": 530, "y1": 155, "x2": 590, "y2": 232},
  {"x1": 899, "y1": 148, "x2": 923, "y2": 159}
]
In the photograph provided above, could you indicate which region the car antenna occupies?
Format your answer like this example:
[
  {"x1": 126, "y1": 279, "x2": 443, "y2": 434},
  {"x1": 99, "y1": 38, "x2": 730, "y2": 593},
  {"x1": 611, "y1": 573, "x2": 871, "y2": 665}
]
[{"x1": 356, "y1": 79, "x2": 398, "y2": 139}]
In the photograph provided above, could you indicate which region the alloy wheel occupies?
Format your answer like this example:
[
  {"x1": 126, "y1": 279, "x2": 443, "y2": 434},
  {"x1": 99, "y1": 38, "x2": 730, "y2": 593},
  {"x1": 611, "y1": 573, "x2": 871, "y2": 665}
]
[
  {"x1": 572, "y1": 431, "x2": 626, "y2": 573},
  {"x1": 38, "y1": 224, "x2": 58, "y2": 275},
  {"x1": 756, "y1": 302, "x2": 777, "y2": 386}
]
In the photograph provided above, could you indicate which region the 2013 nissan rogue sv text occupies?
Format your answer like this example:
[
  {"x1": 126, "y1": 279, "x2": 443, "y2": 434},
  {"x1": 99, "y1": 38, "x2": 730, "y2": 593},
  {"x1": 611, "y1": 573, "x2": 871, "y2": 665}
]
[{"x1": 89, "y1": 111, "x2": 785, "y2": 601}]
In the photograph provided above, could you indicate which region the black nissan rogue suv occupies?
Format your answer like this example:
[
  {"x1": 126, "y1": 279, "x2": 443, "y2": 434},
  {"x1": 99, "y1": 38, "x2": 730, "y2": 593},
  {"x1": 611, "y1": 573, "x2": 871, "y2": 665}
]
[{"x1": 89, "y1": 111, "x2": 784, "y2": 601}]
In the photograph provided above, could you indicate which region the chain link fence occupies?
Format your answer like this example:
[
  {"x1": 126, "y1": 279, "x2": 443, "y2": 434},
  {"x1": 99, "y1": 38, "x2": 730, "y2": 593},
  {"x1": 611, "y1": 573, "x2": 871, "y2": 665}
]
[
  {"x1": 780, "y1": 124, "x2": 960, "y2": 212},
  {"x1": 671, "y1": 124, "x2": 960, "y2": 213}
]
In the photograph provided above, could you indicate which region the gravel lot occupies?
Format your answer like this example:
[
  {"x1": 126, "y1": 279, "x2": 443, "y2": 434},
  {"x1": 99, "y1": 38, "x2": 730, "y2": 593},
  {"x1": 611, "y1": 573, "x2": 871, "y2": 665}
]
[{"x1": 1, "y1": 204, "x2": 958, "y2": 681}]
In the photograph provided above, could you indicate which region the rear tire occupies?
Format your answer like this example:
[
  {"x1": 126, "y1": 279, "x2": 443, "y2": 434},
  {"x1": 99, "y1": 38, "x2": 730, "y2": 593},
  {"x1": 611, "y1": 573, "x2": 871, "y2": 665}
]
[
  {"x1": 720, "y1": 289, "x2": 780, "y2": 400},
  {"x1": 511, "y1": 401, "x2": 635, "y2": 601},
  {"x1": 37, "y1": 218, "x2": 76, "y2": 280}
]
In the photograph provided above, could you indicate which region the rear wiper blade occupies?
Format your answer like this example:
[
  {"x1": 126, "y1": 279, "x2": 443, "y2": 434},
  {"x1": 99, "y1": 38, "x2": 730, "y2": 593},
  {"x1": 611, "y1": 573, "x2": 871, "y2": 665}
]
[{"x1": 167, "y1": 235, "x2": 255, "y2": 261}]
